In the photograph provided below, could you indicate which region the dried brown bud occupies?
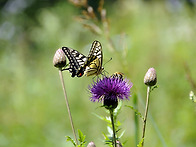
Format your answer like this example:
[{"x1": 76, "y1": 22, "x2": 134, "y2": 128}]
[
  {"x1": 144, "y1": 67, "x2": 157, "y2": 86},
  {"x1": 87, "y1": 6, "x2": 96, "y2": 19},
  {"x1": 53, "y1": 48, "x2": 66, "y2": 69},
  {"x1": 87, "y1": 141, "x2": 96, "y2": 147},
  {"x1": 87, "y1": 6, "x2": 93, "y2": 14}
]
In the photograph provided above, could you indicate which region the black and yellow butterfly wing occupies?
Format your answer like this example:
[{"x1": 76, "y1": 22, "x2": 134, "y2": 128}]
[
  {"x1": 62, "y1": 47, "x2": 87, "y2": 77},
  {"x1": 76, "y1": 40, "x2": 103, "y2": 77}
]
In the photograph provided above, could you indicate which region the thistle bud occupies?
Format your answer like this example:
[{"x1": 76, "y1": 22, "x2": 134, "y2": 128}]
[
  {"x1": 116, "y1": 140, "x2": 123, "y2": 147},
  {"x1": 53, "y1": 48, "x2": 66, "y2": 69},
  {"x1": 103, "y1": 94, "x2": 118, "y2": 111},
  {"x1": 87, "y1": 141, "x2": 96, "y2": 147},
  {"x1": 144, "y1": 67, "x2": 157, "y2": 86}
]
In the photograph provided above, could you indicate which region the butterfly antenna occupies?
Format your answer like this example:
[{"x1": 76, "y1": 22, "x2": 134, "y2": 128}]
[
  {"x1": 103, "y1": 57, "x2": 112, "y2": 67},
  {"x1": 102, "y1": 70, "x2": 109, "y2": 76},
  {"x1": 92, "y1": 75, "x2": 101, "y2": 81},
  {"x1": 101, "y1": 57, "x2": 112, "y2": 77}
]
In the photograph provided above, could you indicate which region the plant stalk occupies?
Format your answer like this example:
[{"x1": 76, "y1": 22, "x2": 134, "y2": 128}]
[
  {"x1": 142, "y1": 86, "x2": 151, "y2": 147},
  {"x1": 133, "y1": 94, "x2": 139, "y2": 147},
  {"x1": 110, "y1": 110, "x2": 117, "y2": 147},
  {"x1": 59, "y1": 70, "x2": 78, "y2": 145}
]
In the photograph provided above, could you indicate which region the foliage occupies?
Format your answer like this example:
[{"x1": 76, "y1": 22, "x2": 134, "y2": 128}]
[
  {"x1": 126, "y1": 105, "x2": 144, "y2": 121},
  {"x1": 93, "y1": 102, "x2": 125, "y2": 146},
  {"x1": 65, "y1": 129, "x2": 86, "y2": 147},
  {"x1": 137, "y1": 138, "x2": 144, "y2": 147}
]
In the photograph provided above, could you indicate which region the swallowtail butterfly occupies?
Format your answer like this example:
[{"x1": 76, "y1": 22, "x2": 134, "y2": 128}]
[{"x1": 62, "y1": 40, "x2": 103, "y2": 77}]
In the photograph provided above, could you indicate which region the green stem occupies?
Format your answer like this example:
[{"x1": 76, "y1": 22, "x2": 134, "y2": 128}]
[
  {"x1": 133, "y1": 94, "x2": 139, "y2": 147},
  {"x1": 59, "y1": 70, "x2": 78, "y2": 145},
  {"x1": 142, "y1": 86, "x2": 151, "y2": 147},
  {"x1": 110, "y1": 110, "x2": 117, "y2": 147}
]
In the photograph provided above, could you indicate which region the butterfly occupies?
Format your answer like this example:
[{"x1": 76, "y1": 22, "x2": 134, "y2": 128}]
[
  {"x1": 62, "y1": 40, "x2": 103, "y2": 77},
  {"x1": 77, "y1": 40, "x2": 103, "y2": 77}
]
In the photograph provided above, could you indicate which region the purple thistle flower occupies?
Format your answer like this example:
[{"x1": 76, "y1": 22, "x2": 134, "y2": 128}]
[{"x1": 89, "y1": 76, "x2": 133, "y2": 109}]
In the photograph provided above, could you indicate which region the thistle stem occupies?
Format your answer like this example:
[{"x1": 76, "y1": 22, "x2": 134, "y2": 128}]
[
  {"x1": 142, "y1": 86, "x2": 151, "y2": 147},
  {"x1": 133, "y1": 94, "x2": 139, "y2": 147},
  {"x1": 59, "y1": 70, "x2": 78, "y2": 145},
  {"x1": 110, "y1": 110, "x2": 117, "y2": 147}
]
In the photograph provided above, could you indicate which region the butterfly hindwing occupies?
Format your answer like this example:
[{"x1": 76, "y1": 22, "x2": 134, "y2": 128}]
[{"x1": 62, "y1": 47, "x2": 87, "y2": 77}]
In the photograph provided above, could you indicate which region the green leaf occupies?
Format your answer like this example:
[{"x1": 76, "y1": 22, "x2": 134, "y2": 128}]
[
  {"x1": 78, "y1": 129, "x2": 86, "y2": 143},
  {"x1": 126, "y1": 105, "x2": 144, "y2": 120},
  {"x1": 77, "y1": 129, "x2": 86, "y2": 147},
  {"x1": 113, "y1": 101, "x2": 122, "y2": 117},
  {"x1": 102, "y1": 132, "x2": 113, "y2": 146},
  {"x1": 137, "y1": 138, "x2": 144, "y2": 147},
  {"x1": 107, "y1": 126, "x2": 113, "y2": 136},
  {"x1": 118, "y1": 130, "x2": 125, "y2": 139},
  {"x1": 151, "y1": 85, "x2": 158, "y2": 91},
  {"x1": 65, "y1": 136, "x2": 76, "y2": 146},
  {"x1": 92, "y1": 113, "x2": 111, "y2": 123}
]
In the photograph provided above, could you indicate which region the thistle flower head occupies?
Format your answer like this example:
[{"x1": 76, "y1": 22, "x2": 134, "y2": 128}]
[{"x1": 89, "y1": 75, "x2": 133, "y2": 110}]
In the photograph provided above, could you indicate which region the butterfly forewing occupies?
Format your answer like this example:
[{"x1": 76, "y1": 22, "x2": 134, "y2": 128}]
[
  {"x1": 62, "y1": 47, "x2": 87, "y2": 77},
  {"x1": 88, "y1": 41, "x2": 102, "y2": 61},
  {"x1": 84, "y1": 40, "x2": 103, "y2": 76}
]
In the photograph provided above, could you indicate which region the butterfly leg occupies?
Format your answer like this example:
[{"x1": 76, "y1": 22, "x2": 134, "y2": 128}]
[
  {"x1": 61, "y1": 68, "x2": 70, "y2": 71},
  {"x1": 61, "y1": 68, "x2": 77, "y2": 77}
]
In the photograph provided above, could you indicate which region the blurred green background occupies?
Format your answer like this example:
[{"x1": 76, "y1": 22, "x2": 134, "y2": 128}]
[{"x1": 1, "y1": 0, "x2": 196, "y2": 146}]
